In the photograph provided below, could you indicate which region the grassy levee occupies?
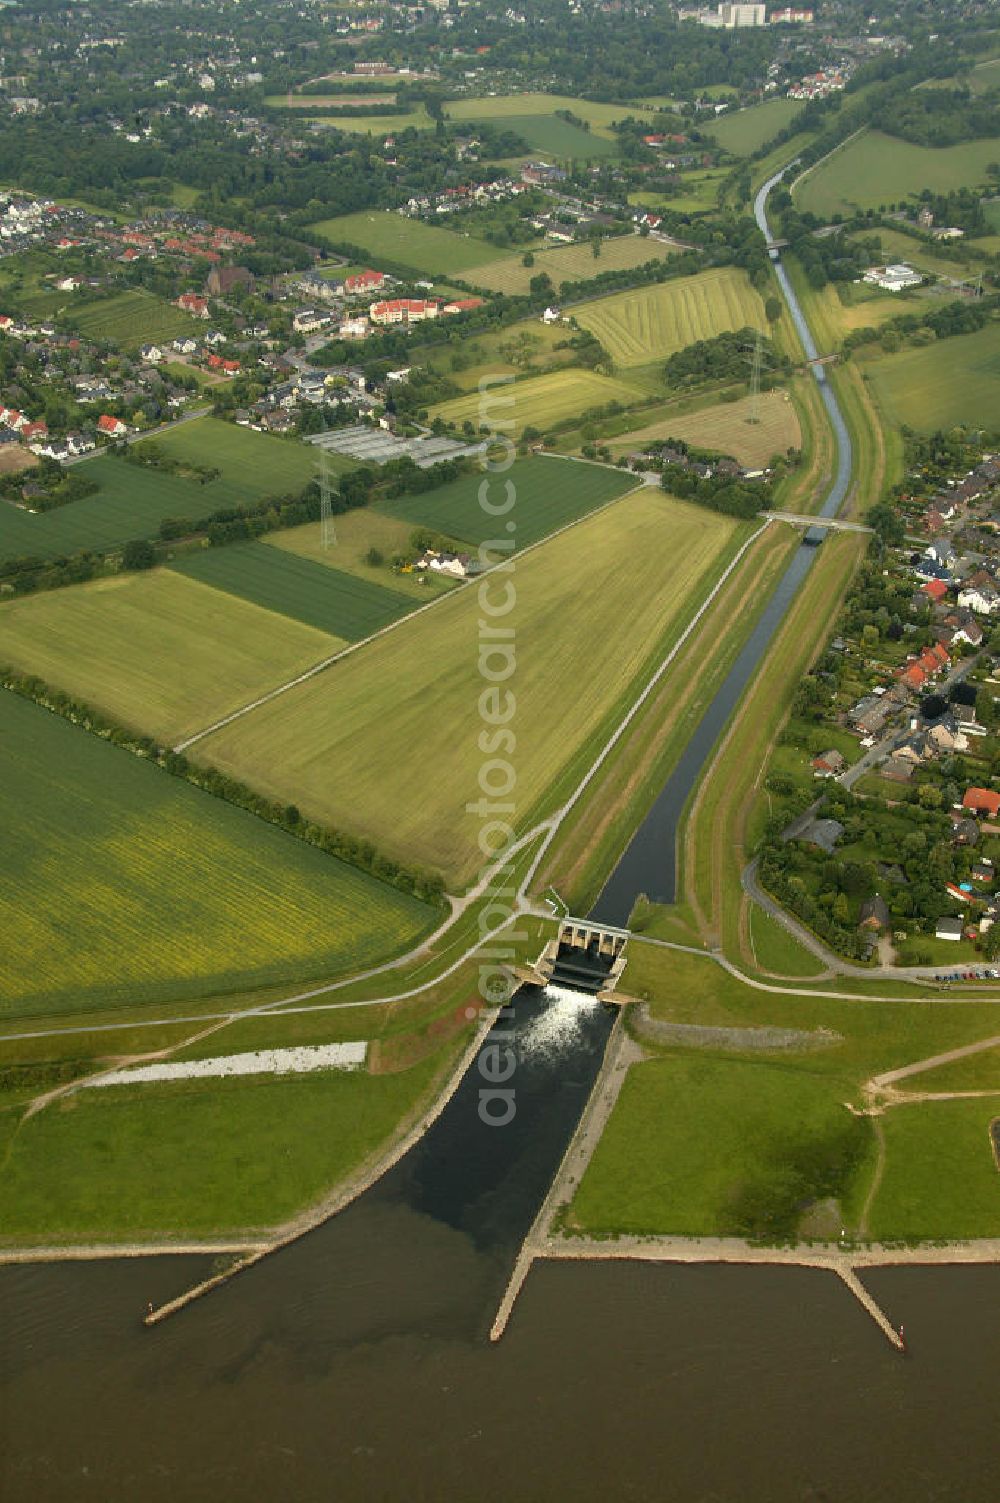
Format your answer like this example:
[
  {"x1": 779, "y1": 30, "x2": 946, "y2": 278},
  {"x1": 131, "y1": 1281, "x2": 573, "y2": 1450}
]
[
  {"x1": 569, "y1": 946, "x2": 1000, "y2": 1241},
  {"x1": 0, "y1": 690, "x2": 435, "y2": 1026},
  {"x1": 683, "y1": 529, "x2": 866, "y2": 960},
  {"x1": 0, "y1": 1036, "x2": 470, "y2": 1245},
  {"x1": 531, "y1": 522, "x2": 798, "y2": 914},
  {"x1": 196, "y1": 490, "x2": 740, "y2": 889},
  {"x1": 748, "y1": 907, "x2": 826, "y2": 978}
]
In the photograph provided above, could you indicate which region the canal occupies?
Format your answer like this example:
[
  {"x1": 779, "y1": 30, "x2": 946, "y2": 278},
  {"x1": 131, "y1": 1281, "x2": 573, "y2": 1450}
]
[{"x1": 6, "y1": 171, "x2": 994, "y2": 1503}]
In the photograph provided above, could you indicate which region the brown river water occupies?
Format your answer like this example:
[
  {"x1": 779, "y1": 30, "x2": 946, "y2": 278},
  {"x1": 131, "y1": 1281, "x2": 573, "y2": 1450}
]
[{"x1": 2, "y1": 989, "x2": 999, "y2": 1502}]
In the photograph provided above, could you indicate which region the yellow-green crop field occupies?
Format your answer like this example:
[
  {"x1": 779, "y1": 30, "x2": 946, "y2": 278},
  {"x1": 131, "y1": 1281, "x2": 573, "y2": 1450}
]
[
  {"x1": 574, "y1": 267, "x2": 766, "y2": 367},
  {"x1": 795, "y1": 129, "x2": 1000, "y2": 218},
  {"x1": 464, "y1": 233, "x2": 678, "y2": 296},
  {"x1": 196, "y1": 491, "x2": 739, "y2": 886},
  {"x1": 0, "y1": 568, "x2": 339, "y2": 744},
  {"x1": 608, "y1": 389, "x2": 801, "y2": 468},
  {"x1": 430, "y1": 368, "x2": 646, "y2": 435},
  {"x1": 0, "y1": 690, "x2": 434, "y2": 1021},
  {"x1": 266, "y1": 508, "x2": 460, "y2": 599}
]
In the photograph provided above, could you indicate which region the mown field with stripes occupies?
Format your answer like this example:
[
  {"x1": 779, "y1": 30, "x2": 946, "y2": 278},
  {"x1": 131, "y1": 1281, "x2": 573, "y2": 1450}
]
[{"x1": 574, "y1": 267, "x2": 767, "y2": 368}]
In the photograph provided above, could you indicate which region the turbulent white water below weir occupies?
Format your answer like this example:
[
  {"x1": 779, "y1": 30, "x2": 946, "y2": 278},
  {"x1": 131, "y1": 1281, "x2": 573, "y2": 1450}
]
[
  {"x1": 516, "y1": 986, "x2": 603, "y2": 1058},
  {"x1": 85, "y1": 1042, "x2": 368, "y2": 1087}
]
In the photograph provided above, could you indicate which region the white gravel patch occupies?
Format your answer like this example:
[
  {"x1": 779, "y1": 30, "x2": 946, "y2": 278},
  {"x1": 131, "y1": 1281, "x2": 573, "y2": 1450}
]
[{"x1": 86, "y1": 1042, "x2": 368, "y2": 1088}]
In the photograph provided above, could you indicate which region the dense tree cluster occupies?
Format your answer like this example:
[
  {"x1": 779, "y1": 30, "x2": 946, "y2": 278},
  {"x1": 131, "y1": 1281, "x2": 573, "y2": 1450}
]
[{"x1": 663, "y1": 326, "x2": 788, "y2": 388}]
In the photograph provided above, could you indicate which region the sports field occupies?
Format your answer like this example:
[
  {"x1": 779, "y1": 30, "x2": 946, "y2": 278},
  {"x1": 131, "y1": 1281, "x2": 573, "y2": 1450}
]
[
  {"x1": 0, "y1": 690, "x2": 433, "y2": 1020},
  {"x1": 196, "y1": 491, "x2": 738, "y2": 885},
  {"x1": 265, "y1": 508, "x2": 460, "y2": 600},
  {"x1": 430, "y1": 369, "x2": 646, "y2": 436},
  {"x1": 608, "y1": 389, "x2": 801, "y2": 468},
  {"x1": 0, "y1": 568, "x2": 338, "y2": 743},
  {"x1": 140, "y1": 416, "x2": 319, "y2": 502},
  {"x1": 574, "y1": 267, "x2": 766, "y2": 367},
  {"x1": 378, "y1": 455, "x2": 635, "y2": 547},
  {"x1": 864, "y1": 321, "x2": 1000, "y2": 431},
  {"x1": 69, "y1": 290, "x2": 203, "y2": 350},
  {"x1": 307, "y1": 210, "x2": 504, "y2": 276},
  {"x1": 464, "y1": 233, "x2": 678, "y2": 296},
  {"x1": 172, "y1": 541, "x2": 416, "y2": 639},
  {"x1": 795, "y1": 129, "x2": 1000, "y2": 218},
  {"x1": 708, "y1": 98, "x2": 803, "y2": 156}
]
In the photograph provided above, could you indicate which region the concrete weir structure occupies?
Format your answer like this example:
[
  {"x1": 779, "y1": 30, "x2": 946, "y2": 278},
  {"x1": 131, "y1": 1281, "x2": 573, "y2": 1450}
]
[{"x1": 531, "y1": 918, "x2": 632, "y2": 999}]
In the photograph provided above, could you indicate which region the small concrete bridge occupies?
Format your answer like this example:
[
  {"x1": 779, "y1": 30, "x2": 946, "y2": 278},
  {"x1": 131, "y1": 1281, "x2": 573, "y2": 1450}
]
[{"x1": 763, "y1": 510, "x2": 874, "y2": 535}]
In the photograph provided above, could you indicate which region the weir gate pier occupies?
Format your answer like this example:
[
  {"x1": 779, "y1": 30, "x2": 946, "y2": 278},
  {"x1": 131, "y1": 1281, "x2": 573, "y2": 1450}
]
[{"x1": 515, "y1": 918, "x2": 630, "y2": 999}]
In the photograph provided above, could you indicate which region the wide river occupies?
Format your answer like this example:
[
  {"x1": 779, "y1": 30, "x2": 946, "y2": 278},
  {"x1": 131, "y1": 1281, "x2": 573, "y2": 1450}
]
[{"x1": 4, "y1": 174, "x2": 996, "y2": 1502}]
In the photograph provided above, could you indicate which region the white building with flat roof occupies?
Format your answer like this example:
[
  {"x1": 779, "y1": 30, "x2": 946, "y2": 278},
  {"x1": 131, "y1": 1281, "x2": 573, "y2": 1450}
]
[{"x1": 862, "y1": 262, "x2": 922, "y2": 292}]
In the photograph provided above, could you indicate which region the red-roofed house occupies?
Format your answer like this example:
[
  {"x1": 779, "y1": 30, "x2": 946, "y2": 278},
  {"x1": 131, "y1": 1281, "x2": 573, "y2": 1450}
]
[
  {"x1": 369, "y1": 298, "x2": 439, "y2": 326},
  {"x1": 900, "y1": 663, "x2": 926, "y2": 692},
  {"x1": 442, "y1": 297, "x2": 484, "y2": 315},
  {"x1": 963, "y1": 787, "x2": 1000, "y2": 818},
  {"x1": 921, "y1": 579, "x2": 947, "y2": 604},
  {"x1": 345, "y1": 269, "x2": 385, "y2": 296},
  {"x1": 97, "y1": 414, "x2": 127, "y2": 439},
  {"x1": 176, "y1": 293, "x2": 209, "y2": 318}
]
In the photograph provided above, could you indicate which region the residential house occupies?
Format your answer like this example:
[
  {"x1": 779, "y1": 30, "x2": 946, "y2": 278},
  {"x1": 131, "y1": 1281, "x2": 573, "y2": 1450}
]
[
  {"x1": 96, "y1": 414, "x2": 127, "y2": 439},
  {"x1": 859, "y1": 896, "x2": 890, "y2": 932},
  {"x1": 811, "y1": 749, "x2": 845, "y2": 777},
  {"x1": 972, "y1": 861, "x2": 994, "y2": 884},
  {"x1": 935, "y1": 917, "x2": 964, "y2": 941},
  {"x1": 920, "y1": 578, "x2": 948, "y2": 605},
  {"x1": 139, "y1": 343, "x2": 163, "y2": 363},
  {"x1": 205, "y1": 265, "x2": 254, "y2": 297},
  {"x1": 925, "y1": 537, "x2": 956, "y2": 571},
  {"x1": 292, "y1": 308, "x2": 331, "y2": 334},
  {"x1": 958, "y1": 572, "x2": 1000, "y2": 616},
  {"x1": 962, "y1": 787, "x2": 1000, "y2": 819},
  {"x1": 344, "y1": 269, "x2": 385, "y2": 297},
  {"x1": 176, "y1": 293, "x2": 209, "y2": 318}
]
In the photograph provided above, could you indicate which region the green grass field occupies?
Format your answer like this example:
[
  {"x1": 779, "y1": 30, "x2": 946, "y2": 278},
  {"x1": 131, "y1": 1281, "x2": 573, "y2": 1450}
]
[
  {"x1": 307, "y1": 210, "x2": 505, "y2": 276},
  {"x1": 864, "y1": 321, "x2": 1000, "y2": 431},
  {"x1": 708, "y1": 98, "x2": 803, "y2": 156},
  {"x1": 457, "y1": 111, "x2": 618, "y2": 159},
  {"x1": 607, "y1": 389, "x2": 801, "y2": 469},
  {"x1": 0, "y1": 421, "x2": 320, "y2": 564},
  {"x1": 0, "y1": 1053, "x2": 446, "y2": 1240},
  {"x1": 172, "y1": 540, "x2": 416, "y2": 640},
  {"x1": 409, "y1": 314, "x2": 579, "y2": 388},
  {"x1": 0, "y1": 690, "x2": 433, "y2": 1021},
  {"x1": 264, "y1": 507, "x2": 460, "y2": 600},
  {"x1": 567, "y1": 1053, "x2": 863, "y2": 1238},
  {"x1": 574, "y1": 267, "x2": 767, "y2": 368},
  {"x1": 305, "y1": 106, "x2": 434, "y2": 135},
  {"x1": 196, "y1": 491, "x2": 737, "y2": 885},
  {"x1": 464, "y1": 233, "x2": 678, "y2": 296},
  {"x1": 445, "y1": 92, "x2": 659, "y2": 137},
  {"x1": 430, "y1": 368, "x2": 646, "y2": 436},
  {"x1": 867, "y1": 1100, "x2": 1000, "y2": 1241},
  {"x1": 141, "y1": 416, "x2": 319, "y2": 501},
  {"x1": 795, "y1": 129, "x2": 1000, "y2": 218},
  {"x1": 0, "y1": 568, "x2": 338, "y2": 742},
  {"x1": 68, "y1": 290, "x2": 203, "y2": 350},
  {"x1": 378, "y1": 455, "x2": 635, "y2": 548}
]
